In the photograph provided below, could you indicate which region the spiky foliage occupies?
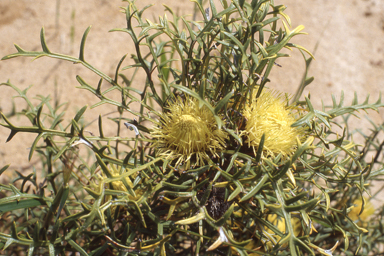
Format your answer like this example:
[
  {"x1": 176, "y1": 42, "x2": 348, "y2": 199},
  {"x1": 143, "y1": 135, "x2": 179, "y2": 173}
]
[{"x1": 1, "y1": 1, "x2": 384, "y2": 255}]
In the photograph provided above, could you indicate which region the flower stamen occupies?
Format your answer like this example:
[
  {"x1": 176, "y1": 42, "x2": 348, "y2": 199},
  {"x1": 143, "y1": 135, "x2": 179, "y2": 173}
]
[{"x1": 151, "y1": 96, "x2": 227, "y2": 168}]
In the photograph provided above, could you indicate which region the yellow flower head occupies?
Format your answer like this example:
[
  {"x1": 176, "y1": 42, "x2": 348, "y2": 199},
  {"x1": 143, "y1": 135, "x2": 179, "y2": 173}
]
[
  {"x1": 242, "y1": 90, "x2": 304, "y2": 158},
  {"x1": 151, "y1": 96, "x2": 227, "y2": 168},
  {"x1": 348, "y1": 198, "x2": 375, "y2": 222}
]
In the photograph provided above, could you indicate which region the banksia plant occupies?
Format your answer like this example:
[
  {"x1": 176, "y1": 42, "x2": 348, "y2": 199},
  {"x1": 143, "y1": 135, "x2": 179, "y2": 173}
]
[{"x1": 1, "y1": 0, "x2": 384, "y2": 255}]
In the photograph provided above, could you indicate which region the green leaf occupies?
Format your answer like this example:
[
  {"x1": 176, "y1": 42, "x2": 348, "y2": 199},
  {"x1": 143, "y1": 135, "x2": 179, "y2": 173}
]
[
  {"x1": 0, "y1": 164, "x2": 10, "y2": 177},
  {"x1": 224, "y1": 128, "x2": 242, "y2": 145},
  {"x1": 74, "y1": 105, "x2": 88, "y2": 122},
  {"x1": 216, "y1": 4, "x2": 236, "y2": 18},
  {"x1": 214, "y1": 90, "x2": 234, "y2": 114},
  {"x1": 90, "y1": 243, "x2": 109, "y2": 256},
  {"x1": 0, "y1": 199, "x2": 47, "y2": 213},
  {"x1": 227, "y1": 182, "x2": 242, "y2": 201},
  {"x1": 28, "y1": 133, "x2": 45, "y2": 161},
  {"x1": 114, "y1": 54, "x2": 127, "y2": 83},
  {"x1": 215, "y1": 203, "x2": 235, "y2": 226},
  {"x1": 284, "y1": 198, "x2": 319, "y2": 212},
  {"x1": 98, "y1": 115, "x2": 104, "y2": 138},
  {"x1": 53, "y1": 137, "x2": 77, "y2": 162},
  {"x1": 79, "y1": 26, "x2": 92, "y2": 61},
  {"x1": 285, "y1": 191, "x2": 308, "y2": 205},
  {"x1": 223, "y1": 31, "x2": 251, "y2": 68},
  {"x1": 48, "y1": 244, "x2": 55, "y2": 256},
  {"x1": 175, "y1": 211, "x2": 205, "y2": 225},
  {"x1": 40, "y1": 27, "x2": 51, "y2": 53},
  {"x1": 32, "y1": 221, "x2": 40, "y2": 243},
  {"x1": 36, "y1": 103, "x2": 45, "y2": 129},
  {"x1": 55, "y1": 186, "x2": 69, "y2": 221},
  {"x1": 181, "y1": 17, "x2": 196, "y2": 41},
  {"x1": 96, "y1": 153, "x2": 113, "y2": 178},
  {"x1": 5, "y1": 130, "x2": 18, "y2": 142},
  {"x1": 240, "y1": 174, "x2": 269, "y2": 202},
  {"x1": 68, "y1": 239, "x2": 89, "y2": 256},
  {"x1": 209, "y1": 0, "x2": 217, "y2": 17},
  {"x1": 255, "y1": 133, "x2": 265, "y2": 164}
]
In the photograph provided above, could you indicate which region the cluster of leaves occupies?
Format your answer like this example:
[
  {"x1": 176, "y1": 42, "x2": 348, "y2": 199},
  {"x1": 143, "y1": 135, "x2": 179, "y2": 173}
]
[{"x1": 0, "y1": 0, "x2": 384, "y2": 255}]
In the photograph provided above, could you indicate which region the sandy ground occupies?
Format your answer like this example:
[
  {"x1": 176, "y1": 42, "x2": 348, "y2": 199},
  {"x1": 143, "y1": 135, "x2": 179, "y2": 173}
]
[{"x1": 0, "y1": 0, "x2": 383, "y2": 179}]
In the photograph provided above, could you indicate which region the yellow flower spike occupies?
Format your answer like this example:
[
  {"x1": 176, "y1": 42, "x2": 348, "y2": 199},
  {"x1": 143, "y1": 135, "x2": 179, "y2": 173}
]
[
  {"x1": 242, "y1": 90, "x2": 305, "y2": 159},
  {"x1": 151, "y1": 96, "x2": 227, "y2": 168}
]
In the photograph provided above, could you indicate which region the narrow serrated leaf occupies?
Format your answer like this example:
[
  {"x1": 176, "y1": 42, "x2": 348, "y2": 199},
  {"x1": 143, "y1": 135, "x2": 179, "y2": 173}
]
[
  {"x1": 6, "y1": 130, "x2": 18, "y2": 142},
  {"x1": 0, "y1": 164, "x2": 10, "y2": 177},
  {"x1": 68, "y1": 239, "x2": 89, "y2": 256},
  {"x1": 240, "y1": 174, "x2": 269, "y2": 202},
  {"x1": 0, "y1": 199, "x2": 46, "y2": 213},
  {"x1": 175, "y1": 211, "x2": 205, "y2": 225},
  {"x1": 55, "y1": 186, "x2": 69, "y2": 221},
  {"x1": 79, "y1": 26, "x2": 92, "y2": 62},
  {"x1": 40, "y1": 27, "x2": 51, "y2": 53},
  {"x1": 74, "y1": 105, "x2": 88, "y2": 122},
  {"x1": 29, "y1": 133, "x2": 45, "y2": 161},
  {"x1": 214, "y1": 90, "x2": 234, "y2": 114},
  {"x1": 285, "y1": 198, "x2": 319, "y2": 212}
]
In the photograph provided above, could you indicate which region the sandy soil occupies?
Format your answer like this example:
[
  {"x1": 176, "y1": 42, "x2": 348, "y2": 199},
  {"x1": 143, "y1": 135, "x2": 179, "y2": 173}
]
[{"x1": 0, "y1": 0, "x2": 383, "y2": 178}]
